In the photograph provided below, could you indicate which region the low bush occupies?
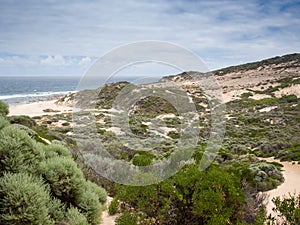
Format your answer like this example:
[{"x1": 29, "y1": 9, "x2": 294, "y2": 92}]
[
  {"x1": 8, "y1": 115, "x2": 36, "y2": 128},
  {"x1": 108, "y1": 198, "x2": 119, "y2": 215},
  {"x1": 85, "y1": 180, "x2": 107, "y2": 204},
  {"x1": 0, "y1": 125, "x2": 44, "y2": 175},
  {"x1": 0, "y1": 118, "x2": 107, "y2": 225},
  {"x1": 270, "y1": 194, "x2": 300, "y2": 224},
  {"x1": 0, "y1": 172, "x2": 51, "y2": 225},
  {"x1": 63, "y1": 207, "x2": 89, "y2": 225},
  {"x1": 43, "y1": 143, "x2": 71, "y2": 158},
  {"x1": 115, "y1": 212, "x2": 138, "y2": 225},
  {"x1": 0, "y1": 116, "x2": 9, "y2": 130},
  {"x1": 37, "y1": 156, "x2": 85, "y2": 203},
  {"x1": 76, "y1": 190, "x2": 102, "y2": 225},
  {"x1": 0, "y1": 101, "x2": 9, "y2": 117}
]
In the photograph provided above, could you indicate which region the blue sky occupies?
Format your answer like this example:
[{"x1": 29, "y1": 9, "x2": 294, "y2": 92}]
[{"x1": 0, "y1": 0, "x2": 299, "y2": 77}]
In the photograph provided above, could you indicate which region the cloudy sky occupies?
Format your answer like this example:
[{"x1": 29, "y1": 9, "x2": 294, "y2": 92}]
[{"x1": 0, "y1": 0, "x2": 299, "y2": 77}]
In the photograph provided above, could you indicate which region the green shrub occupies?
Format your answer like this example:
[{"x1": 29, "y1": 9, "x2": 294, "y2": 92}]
[
  {"x1": 131, "y1": 151, "x2": 154, "y2": 166},
  {"x1": 115, "y1": 212, "x2": 138, "y2": 225},
  {"x1": 0, "y1": 101, "x2": 9, "y2": 117},
  {"x1": 0, "y1": 172, "x2": 52, "y2": 225},
  {"x1": 270, "y1": 194, "x2": 300, "y2": 225},
  {"x1": 0, "y1": 126, "x2": 44, "y2": 174},
  {"x1": 108, "y1": 198, "x2": 119, "y2": 215},
  {"x1": 116, "y1": 165, "x2": 245, "y2": 224},
  {"x1": 86, "y1": 180, "x2": 107, "y2": 204},
  {"x1": 132, "y1": 154, "x2": 153, "y2": 166},
  {"x1": 43, "y1": 143, "x2": 70, "y2": 159},
  {"x1": 62, "y1": 122, "x2": 70, "y2": 126},
  {"x1": 63, "y1": 207, "x2": 89, "y2": 225},
  {"x1": 0, "y1": 117, "x2": 9, "y2": 130},
  {"x1": 47, "y1": 197, "x2": 66, "y2": 223},
  {"x1": 76, "y1": 190, "x2": 102, "y2": 225},
  {"x1": 8, "y1": 115, "x2": 36, "y2": 128},
  {"x1": 37, "y1": 156, "x2": 85, "y2": 203}
]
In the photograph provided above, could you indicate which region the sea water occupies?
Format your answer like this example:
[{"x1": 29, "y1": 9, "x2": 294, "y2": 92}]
[
  {"x1": 0, "y1": 75, "x2": 161, "y2": 104},
  {"x1": 0, "y1": 76, "x2": 80, "y2": 104}
]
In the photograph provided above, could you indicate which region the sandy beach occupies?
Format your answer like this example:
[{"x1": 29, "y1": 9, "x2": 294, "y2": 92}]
[
  {"x1": 8, "y1": 99, "x2": 73, "y2": 117},
  {"x1": 263, "y1": 157, "x2": 300, "y2": 219}
]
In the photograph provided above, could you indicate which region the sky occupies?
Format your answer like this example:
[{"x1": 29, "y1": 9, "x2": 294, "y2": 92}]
[{"x1": 0, "y1": 0, "x2": 299, "y2": 77}]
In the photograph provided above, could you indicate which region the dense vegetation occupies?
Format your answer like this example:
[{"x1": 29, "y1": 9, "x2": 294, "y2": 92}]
[
  {"x1": 110, "y1": 163, "x2": 267, "y2": 224},
  {"x1": 0, "y1": 107, "x2": 107, "y2": 225}
]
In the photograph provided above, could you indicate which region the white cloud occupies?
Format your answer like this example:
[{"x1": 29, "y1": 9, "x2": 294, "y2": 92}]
[
  {"x1": 0, "y1": 0, "x2": 299, "y2": 74},
  {"x1": 0, "y1": 56, "x2": 38, "y2": 66},
  {"x1": 40, "y1": 55, "x2": 66, "y2": 65},
  {"x1": 79, "y1": 56, "x2": 92, "y2": 66}
]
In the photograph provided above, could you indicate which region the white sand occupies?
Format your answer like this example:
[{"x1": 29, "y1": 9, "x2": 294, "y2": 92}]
[
  {"x1": 8, "y1": 99, "x2": 73, "y2": 117},
  {"x1": 263, "y1": 157, "x2": 300, "y2": 219},
  {"x1": 274, "y1": 84, "x2": 300, "y2": 98}
]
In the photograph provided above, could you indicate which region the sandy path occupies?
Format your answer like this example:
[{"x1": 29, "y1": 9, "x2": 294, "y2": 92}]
[
  {"x1": 100, "y1": 196, "x2": 117, "y2": 225},
  {"x1": 263, "y1": 157, "x2": 300, "y2": 218},
  {"x1": 8, "y1": 99, "x2": 73, "y2": 117}
]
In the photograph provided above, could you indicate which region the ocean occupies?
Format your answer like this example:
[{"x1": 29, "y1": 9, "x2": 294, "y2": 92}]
[
  {"x1": 0, "y1": 76, "x2": 80, "y2": 104},
  {"x1": 0, "y1": 75, "x2": 161, "y2": 105}
]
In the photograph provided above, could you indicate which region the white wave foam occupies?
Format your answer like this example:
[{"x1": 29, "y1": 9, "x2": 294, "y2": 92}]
[{"x1": 0, "y1": 91, "x2": 75, "y2": 100}]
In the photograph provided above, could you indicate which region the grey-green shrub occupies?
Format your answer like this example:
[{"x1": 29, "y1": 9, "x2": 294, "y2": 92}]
[
  {"x1": 43, "y1": 143, "x2": 70, "y2": 159},
  {"x1": 0, "y1": 125, "x2": 44, "y2": 174},
  {"x1": 0, "y1": 101, "x2": 9, "y2": 117},
  {"x1": 0, "y1": 117, "x2": 9, "y2": 130},
  {"x1": 0, "y1": 121, "x2": 107, "y2": 225},
  {"x1": 0, "y1": 172, "x2": 52, "y2": 225},
  {"x1": 47, "y1": 197, "x2": 66, "y2": 223},
  {"x1": 76, "y1": 190, "x2": 102, "y2": 225},
  {"x1": 85, "y1": 180, "x2": 107, "y2": 204},
  {"x1": 37, "y1": 156, "x2": 85, "y2": 203},
  {"x1": 63, "y1": 207, "x2": 89, "y2": 225}
]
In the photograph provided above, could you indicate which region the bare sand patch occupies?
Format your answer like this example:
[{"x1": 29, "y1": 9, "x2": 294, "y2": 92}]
[
  {"x1": 274, "y1": 84, "x2": 300, "y2": 98},
  {"x1": 262, "y1": 158, "x2": 300, "y2": 219},
  {"x1": 8, "y1": 99, "x2": 73, "y2": 117}
]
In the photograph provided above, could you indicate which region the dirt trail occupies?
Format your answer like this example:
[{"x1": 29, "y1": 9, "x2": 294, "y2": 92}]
[
  {"x1": 263, "y1": 157, "x2": 300, "y2": 217},
  {"x1": 100, "y1": 196, "x2": 117, "y2": 225}
]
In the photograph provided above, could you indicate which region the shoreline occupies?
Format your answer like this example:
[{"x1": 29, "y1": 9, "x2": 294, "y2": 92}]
[{"x1": 8, "y1": 97, "x2": 73, "y2": 117}]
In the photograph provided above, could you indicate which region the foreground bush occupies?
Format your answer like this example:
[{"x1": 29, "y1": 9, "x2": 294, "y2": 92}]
[
  {"x1": 0, "y1": 172, "x2": 51, "y2": 225},
  {"x1": 63, "y1": 207, "x2": 89, "y2": 225},
  {"x1": 0, "y1": 117, "x2": 9, "y2": 130},
  {"x1": 0, "y1": 101, "x2": 9, "y2": 117},
  {"x1": 0, "y1": 126, "x2": 44, "y2": 175},
  {"x1": 37, "y1": 156, "x2": 85, "y2": 203},
  {"x1": 0, "y1": 118, "x2": 107, "y2": 224},
  {"x1": 115, "y1": 165, "x2": 246, "y2": 224}
]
